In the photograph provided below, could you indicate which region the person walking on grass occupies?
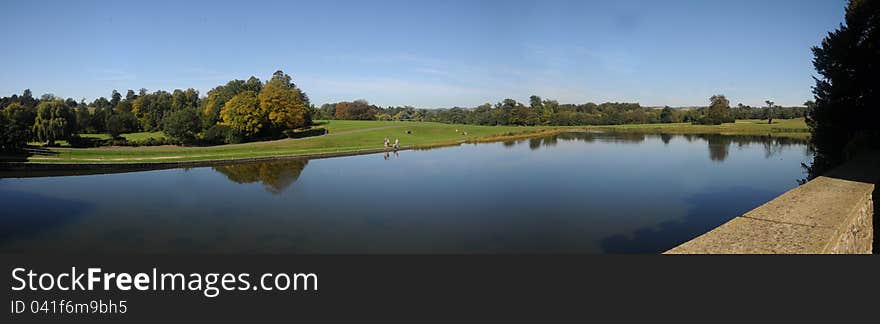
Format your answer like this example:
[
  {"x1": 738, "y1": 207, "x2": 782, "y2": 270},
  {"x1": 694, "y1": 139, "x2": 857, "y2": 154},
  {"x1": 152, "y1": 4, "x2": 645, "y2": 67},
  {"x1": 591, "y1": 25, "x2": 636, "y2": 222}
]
[{"x1": 393, "y1": 138, "x2": 399, "y2": 150}]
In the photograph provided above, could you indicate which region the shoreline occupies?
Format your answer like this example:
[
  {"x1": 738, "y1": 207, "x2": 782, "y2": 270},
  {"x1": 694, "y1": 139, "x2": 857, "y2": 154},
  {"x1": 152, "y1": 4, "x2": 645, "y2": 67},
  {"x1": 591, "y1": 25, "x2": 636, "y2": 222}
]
[
  {"x1": 0, "y1": 129, "x2": 564, "y2": 177},
  {"x1": 0, "y1": 122, "x2": 810, "y2": 177},
  {"x1": 0, "y1": 146, "x2": 417, "y2": 178}
]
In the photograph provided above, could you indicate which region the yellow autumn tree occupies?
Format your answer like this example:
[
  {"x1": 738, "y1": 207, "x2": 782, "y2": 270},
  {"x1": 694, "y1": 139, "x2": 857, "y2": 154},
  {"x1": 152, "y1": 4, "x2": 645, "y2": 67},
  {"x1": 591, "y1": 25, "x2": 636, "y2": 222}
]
[
  {"x1": 258, "y1": 70, "x2": 310, "y2": 132},
  {"x1": 219, "y1": 91, "x2": 264, "y2": 137}
]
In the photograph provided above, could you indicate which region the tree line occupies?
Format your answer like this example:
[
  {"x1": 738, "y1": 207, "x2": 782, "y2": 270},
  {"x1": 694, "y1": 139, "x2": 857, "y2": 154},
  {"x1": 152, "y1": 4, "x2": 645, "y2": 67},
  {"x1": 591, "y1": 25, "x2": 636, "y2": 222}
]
[
  {"x1": 316, "y1": 95, "x2": 810, "y2": 127},
  {"x1": 0, "y1": 70, "x2": 313, "y2": 150}
]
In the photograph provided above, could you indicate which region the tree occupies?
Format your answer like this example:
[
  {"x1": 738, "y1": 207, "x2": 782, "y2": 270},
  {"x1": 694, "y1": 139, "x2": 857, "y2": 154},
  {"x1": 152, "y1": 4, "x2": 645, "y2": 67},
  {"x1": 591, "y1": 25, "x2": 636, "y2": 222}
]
[
  {"x1": 335, "y1": 100, "x2": 377, "y2": 120},
  {"x1": 110, "y1": 90, "x2": 122, "y2": 108},
  {"x1": 0, "y1": 113, "x2": 19, "y2": 151},
  {"x1": 808, "y1": 0, "x2": 879, "y2": 176},
  {"x1": 201, "y1": 77, "x2": 262, "y2": 127},
  {"x1": 0, "y1": 102, "x2": 32, "y2": 151},
  {"x1": 220, "y1": 90, "x2": 264, "y2": 138},
  {"x1": 258, "y1": 70, "x2": 311, "y2": 132},
  {"x1": 75, "y1": 105, "x2": 91, "y2": 132},
  {"x1": 803, "y1": 100, "x2": 816, "y2": 117},
  {"x1": 106, "y1": 112, "x2": 138, "y2": 139},
  {"x1": 171, "y1": 88, "x2": 200, "y2": 112},
  {"x1": 131, "y1": 90, "x2": 172, "y2": 131},
  {"x1": 497, "y1": 98, "x2": 520, "y2": 125},
  {"x1": 700, "y1": 95, "x2": 731, "y2": 125},
  {"x1": 541, "y1": 100, "x2": 558, "y2": 125},
  {"x1": 316, "y1": 103, "x2": 337, "y2": 120},
  {"x1": 4, "y1": 101, "x2": 35, "y2": 127},
  {"x1": 114, "y1": 100, "x2": 132, "y2": 113},
  {"x1": 660, "y1": 106, "x2": 675, "y2": 123},
  {"x1": 163, "y1": 108, "x2": 201, "y2": 144},
  {"x1": 125, "y1": 89, "x2": 137, "y2": 102},
  {"x1": 19, "y1": 89, "x2": 37, "y2": 108},
  {"x1": 529, "y1": 95, "x2": 543, "y2": 110},
  {"x1": 89, "y1": 97, "x2": 112, "y2": 132},
  {"x1": 764, "y1": 100, "x2": 775, "y2": 124},
  {"x1": 32, "y1": 99, "x2": 75, "y2": 146}
]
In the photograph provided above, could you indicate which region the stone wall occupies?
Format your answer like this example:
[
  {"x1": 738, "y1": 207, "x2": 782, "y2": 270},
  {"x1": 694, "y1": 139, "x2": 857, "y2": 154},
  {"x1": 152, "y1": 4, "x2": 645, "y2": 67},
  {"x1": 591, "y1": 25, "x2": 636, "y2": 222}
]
[
  {"x1": 824, "y1": 189, "x2": 873, "y2": 253},
  {"x1": 666, "y1": 152, "x2": 878, "y2": 254}
]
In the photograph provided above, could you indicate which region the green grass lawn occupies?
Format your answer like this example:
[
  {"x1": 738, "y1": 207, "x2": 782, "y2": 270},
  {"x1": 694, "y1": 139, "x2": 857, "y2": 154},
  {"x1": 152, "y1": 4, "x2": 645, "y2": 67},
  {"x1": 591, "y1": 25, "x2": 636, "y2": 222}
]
[
  {"x1": 19, "y1": 118, "x2": 808, "y2": 164},
  {"x1": 25, "y1": 122, "x2": 549, "y2": 163},
  {"x1": 587, "y1": 118, "x2": 809, "y2": 138},
  {"x1": 313, "y1": 119, "x2": 406, "y2": 133},
  {"x1": 117, "y1": 131, "x2": 166, "y2": 142}
]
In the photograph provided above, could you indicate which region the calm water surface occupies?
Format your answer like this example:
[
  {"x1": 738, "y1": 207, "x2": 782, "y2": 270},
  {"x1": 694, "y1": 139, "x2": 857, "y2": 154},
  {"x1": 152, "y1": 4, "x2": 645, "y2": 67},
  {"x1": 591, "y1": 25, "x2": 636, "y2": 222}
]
[{"x1": 0, "y1": 132, "x2": 811, "y2": 253}]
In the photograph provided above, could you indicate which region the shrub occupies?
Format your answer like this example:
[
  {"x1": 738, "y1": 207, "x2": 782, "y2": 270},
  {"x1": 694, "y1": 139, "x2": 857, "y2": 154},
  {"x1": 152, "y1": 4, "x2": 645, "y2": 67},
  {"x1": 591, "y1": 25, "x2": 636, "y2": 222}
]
[{"x1": 67, "y1": 135, "x2": 106, "y2": 148}]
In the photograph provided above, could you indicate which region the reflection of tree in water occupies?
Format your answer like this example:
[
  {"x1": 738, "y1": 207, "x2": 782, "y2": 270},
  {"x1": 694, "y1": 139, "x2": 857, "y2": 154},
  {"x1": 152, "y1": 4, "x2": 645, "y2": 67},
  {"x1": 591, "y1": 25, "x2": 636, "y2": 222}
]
[
  {"x1": 703, "y1": 135, "x2": 731, "y2": 162},
  {"x1": 529, "y1": 138, "x2": 541, "y2": 150},
  {"x1": 535, "y1": 131, "x2": 806, "y2": 162},
  {"x1": 553, "y1": 131, "x2": 646, "y2": 144},
  {"x1": 524, "y1": 136, "x2": 559, "y2": 151},
  {"x1": 761, "y1": 136, "x2": 807, "y2": 159},
  {"x1": 213, "y1": 159, "x2": 309, "y2": 194},
  {"x1": 697, "y1": 134, "x2": 806, "y2": 162}
]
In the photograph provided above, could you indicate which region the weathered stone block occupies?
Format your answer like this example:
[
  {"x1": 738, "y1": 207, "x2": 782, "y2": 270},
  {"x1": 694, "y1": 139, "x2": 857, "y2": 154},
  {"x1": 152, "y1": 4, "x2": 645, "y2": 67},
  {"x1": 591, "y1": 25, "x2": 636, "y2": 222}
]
[{"x1": 666, "y1": 152, "x2": 878, "y2": 254}]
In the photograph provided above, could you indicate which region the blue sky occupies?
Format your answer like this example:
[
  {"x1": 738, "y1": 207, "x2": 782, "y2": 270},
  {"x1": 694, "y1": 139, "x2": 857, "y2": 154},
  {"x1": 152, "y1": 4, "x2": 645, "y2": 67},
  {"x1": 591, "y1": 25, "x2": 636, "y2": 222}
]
[{"x1": 0, "y1": 0, "x2": 845, "y2": 107}]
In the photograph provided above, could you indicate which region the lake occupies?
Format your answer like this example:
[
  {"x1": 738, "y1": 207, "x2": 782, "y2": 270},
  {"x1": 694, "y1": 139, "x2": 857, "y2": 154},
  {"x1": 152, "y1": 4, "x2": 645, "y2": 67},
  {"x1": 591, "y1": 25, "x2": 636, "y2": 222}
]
[{"x1": 0, "y1": 132, "x2": 811, "y2": 254}]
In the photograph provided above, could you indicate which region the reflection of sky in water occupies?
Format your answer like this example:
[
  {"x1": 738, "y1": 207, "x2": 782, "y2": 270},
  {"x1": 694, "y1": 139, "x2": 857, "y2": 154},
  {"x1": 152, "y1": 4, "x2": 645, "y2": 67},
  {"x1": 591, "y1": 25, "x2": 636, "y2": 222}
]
[{"x1": 0, "y1": 133, "x2": 811, "y2": 254}]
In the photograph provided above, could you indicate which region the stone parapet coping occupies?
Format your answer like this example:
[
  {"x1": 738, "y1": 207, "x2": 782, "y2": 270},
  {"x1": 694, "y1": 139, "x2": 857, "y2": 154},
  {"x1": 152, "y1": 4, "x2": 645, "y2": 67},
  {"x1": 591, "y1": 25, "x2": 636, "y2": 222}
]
[{"x1": 666, "y1": 152, "x2": 879, "y2": 254}]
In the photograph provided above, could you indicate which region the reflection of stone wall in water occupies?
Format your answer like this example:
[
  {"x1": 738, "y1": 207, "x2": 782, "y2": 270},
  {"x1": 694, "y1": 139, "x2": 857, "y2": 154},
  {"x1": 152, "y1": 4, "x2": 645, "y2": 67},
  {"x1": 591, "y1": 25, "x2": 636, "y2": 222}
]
[{"x1": 212, "y1": 159, "x2": 309, "y2": 194}]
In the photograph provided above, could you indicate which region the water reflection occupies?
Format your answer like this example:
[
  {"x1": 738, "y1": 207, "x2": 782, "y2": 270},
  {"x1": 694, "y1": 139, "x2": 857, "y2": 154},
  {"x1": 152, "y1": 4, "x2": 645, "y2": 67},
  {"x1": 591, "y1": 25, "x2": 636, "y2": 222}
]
[
  {"x1": 206, "y1": 133, "x2": 807, "y2": 194},
  {"x1": 707, "y1": 136, "x2": 731, "y2": 161},
  {"x1": 517, "y1": 132, "x2": 807, "y2": 161},
  {"x1": 599, "y1": 186, "x2": 779, "y2": 253},
  {"x1": 0, "y1": 190, "x2": 91, "y2": 246},
  {"x1": 541, "y1": 131, "x2": 647, "y2": 144},
  {"x1": 0, "y1": 132, "x2": 812, "y2": 254},
  {"x1": 212, "y1": 159, "x2": 309, "y2": 194}
]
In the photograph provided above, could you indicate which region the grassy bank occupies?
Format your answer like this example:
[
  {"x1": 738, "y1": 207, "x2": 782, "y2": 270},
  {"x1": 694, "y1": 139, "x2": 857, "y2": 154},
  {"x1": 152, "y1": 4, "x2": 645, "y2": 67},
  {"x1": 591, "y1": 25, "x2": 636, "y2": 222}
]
[
  {"x1": 9, "y1": 118, "x2": 808, "y2": 164},
  {"x1": 18, "y1": 121, "x2": 552, "y2": 164},
  {"x1": 587, "y1": 118, "x2": 809, "y2": 138}
]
